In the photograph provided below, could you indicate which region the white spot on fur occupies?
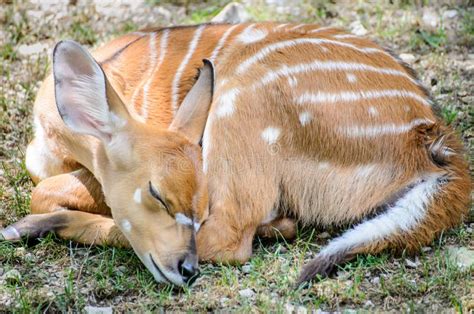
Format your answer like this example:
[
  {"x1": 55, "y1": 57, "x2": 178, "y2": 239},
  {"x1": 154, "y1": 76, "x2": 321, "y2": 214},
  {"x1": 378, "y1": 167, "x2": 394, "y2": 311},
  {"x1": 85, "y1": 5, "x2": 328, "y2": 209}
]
[
  {"x1": 319, "y1": 174, "x2": 440, "y2": 257},
  {"x1": 133, "y1": 188, "x2": 142, "y2": 204},
  {"x1": 175, "y1": 213, "x2": 200, "y2": 231},
  {"x1": 404, "y1": 105, "x2": 411, "y2": 112},
  {"x1": 297, "y1": 89, "x2": 431, "y2": 107},
  {"x1": 121, "y1": 220, "x2": 132, "y2": 233},
  {"x1": 368, "y1": 106, "x2": 378, "y2": 117},
  {"x1": 216, "y1": 88, "x2": 239, "y2": 118},
  {"x1": 171, "y1": 25, "x2": 206, "y2": 114},
  {"x1": 287, "y1": 76, "x2": 298, "y2": 87},
  {"x1": 261, "y1": 127, "x2": 281, "y2": 145},
  {"x1": 237, "y1": 25, "x2": 268, "y2": 44},
  {"x1": 338, "y1": 118, "x2": 433, "y2": 138},
  {"x1": 299, "y1": 111, "x2": 312, "y2": 126},
  {"x1": 346, "y1": 73, "x2": 357, "y2": 83}
]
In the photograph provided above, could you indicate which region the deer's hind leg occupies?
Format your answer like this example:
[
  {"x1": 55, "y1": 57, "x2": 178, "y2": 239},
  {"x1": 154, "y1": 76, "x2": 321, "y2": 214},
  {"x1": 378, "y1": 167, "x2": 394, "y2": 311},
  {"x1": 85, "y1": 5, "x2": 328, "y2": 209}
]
[{"x1": 1, "y1": 168, "x2": 129, "y2": 247}]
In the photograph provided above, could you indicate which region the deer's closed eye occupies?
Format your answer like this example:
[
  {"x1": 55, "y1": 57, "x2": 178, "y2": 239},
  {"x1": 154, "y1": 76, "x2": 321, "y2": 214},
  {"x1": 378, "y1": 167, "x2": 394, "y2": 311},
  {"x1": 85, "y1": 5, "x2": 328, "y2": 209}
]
[{"x1": 149, "y1": 181, "x2": 171, "y2": 214}]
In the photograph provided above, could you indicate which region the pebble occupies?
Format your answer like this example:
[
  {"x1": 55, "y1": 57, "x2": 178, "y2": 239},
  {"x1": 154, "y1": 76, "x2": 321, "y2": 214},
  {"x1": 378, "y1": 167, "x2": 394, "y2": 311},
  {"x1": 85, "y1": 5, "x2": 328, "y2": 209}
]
[
  {"x1": 447, "y1": 246, "x2": 474, "y2": 271},
  {"x1": 364, "y1": 300, "x2": 375, "y2": 307},
  {"x1": 405, "y1": 258, "x2": 420, "y2": 268},
  {"x1": 442, "y1": 10, "x2": 458, "y2": 19},
  {"x1": 219, "y1": 297, "x2": 229, "y2": 306},
  {"x1": 349, "y1": 20, "x2": 368, "y2": 36},
  {"x1": 241, "y1": 264, "x2": 252, "y2": 274},
  {"x1": 84, "y1": 306, "x2": 113, "y2": 314},
  {"x1": 5, "y1": 269, "x2": 21, "y2": 284},
  {"x1": 238, "y1": 288, "x2": 255, "y2": 298},
  {"x1": 211, "y1": 2, "x2": 250, "y2": 24},
  {"x1": 318, "y1": 232, "x2": 330, "y2": 239},
  {"x1": 399, "y1": 53, "x2": 416, "y2": 63},
  {"x1": 370, "y1": 276, "x2": 380, "y2": 284},
  {"x1": 17, "y1": 43, "x2": 49, "y2": 57},
  {"x1": 421, "y1": 8, "x2": 440, "y2": 31}
]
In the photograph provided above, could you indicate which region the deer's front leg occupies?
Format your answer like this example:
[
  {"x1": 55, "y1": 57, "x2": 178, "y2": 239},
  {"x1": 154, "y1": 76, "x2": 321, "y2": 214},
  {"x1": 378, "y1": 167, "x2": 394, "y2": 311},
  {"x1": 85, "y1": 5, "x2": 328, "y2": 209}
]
[{"x1": 0, "y1": 169, "x2": 129, "y2": 247}]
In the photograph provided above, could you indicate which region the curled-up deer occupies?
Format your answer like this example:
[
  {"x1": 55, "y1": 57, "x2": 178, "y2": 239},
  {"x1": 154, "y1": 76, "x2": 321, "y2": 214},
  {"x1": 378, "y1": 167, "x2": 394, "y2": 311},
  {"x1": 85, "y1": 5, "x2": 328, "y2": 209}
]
[{"x1": 1, "y1": 23, "x2": 470, "y2": 286}]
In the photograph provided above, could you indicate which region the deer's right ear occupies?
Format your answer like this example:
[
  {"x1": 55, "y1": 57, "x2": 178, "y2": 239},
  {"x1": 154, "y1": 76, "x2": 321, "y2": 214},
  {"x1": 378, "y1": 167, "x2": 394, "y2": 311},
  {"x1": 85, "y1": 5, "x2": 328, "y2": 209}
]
[{"x1": 53, "y1": 40, "x2": 128, "y2": 142}]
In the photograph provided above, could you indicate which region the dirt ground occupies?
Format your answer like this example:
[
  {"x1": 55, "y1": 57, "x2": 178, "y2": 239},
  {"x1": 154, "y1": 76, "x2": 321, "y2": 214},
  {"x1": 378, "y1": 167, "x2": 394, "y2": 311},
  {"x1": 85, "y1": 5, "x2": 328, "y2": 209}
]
[{"x1": 0, "y1": 0, "x2": 472, "y2": 312}]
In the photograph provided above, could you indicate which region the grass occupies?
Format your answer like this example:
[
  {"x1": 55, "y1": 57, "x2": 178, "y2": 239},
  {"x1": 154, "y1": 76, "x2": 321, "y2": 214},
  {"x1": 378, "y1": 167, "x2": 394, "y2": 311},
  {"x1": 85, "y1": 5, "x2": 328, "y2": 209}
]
[{"x1": 0, "y1": 0, "x2": 473, "y2": 312}]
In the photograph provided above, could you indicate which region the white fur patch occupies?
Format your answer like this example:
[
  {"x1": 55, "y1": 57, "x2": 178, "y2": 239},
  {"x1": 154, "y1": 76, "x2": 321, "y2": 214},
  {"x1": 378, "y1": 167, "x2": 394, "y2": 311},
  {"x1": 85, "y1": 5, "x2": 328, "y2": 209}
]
[
  {"x1": 297, "y1": 89, "x2": 431, "y2": 107},
  {"x1": 175, "y1": 213, "x2": 200, "y2": 231},
  {"x1": 133, "y1": 188, "x2": 142, "y2": 204},
  {"x1": 261, "y1": 127, "x2": 281, "y2": 145},
  {"x1": 171, "y1": 25, "x2": 206, "y2": 114},
  {"x1": 319, "y1": 174, "x2": 440, "y2": 257},
  {"x1": 338, "y1": 118, "x2": 433, "y2": 138},
  {"x1": 121, "y1": 219, "x2": 132, "y2": 233},
  {"x1": 368, "y1": 106, "x2": 378, "y2": 117},
  {"x1": 216, "y1": 88, "x2": 239, "y2": 118},
  {"x1": 237, "y1": 24, "x2": 268, "y2": 44},
  {"x1": 346, "y1": 73, "x2": 357, "y2": 83},
  {"x1": 287, "y1": 76, "x2": 298, "y2": 87},
  {"x1": 299, "y1": 111, "x2": 312, "y2": 126}
]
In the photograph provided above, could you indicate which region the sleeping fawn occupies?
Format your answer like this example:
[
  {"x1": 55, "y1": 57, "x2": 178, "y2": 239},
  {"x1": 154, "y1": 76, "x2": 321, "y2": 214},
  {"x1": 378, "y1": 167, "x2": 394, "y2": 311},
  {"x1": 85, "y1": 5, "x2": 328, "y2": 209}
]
[{"x1": 1, "y1": 23, "x2": 470, "y2": 286}]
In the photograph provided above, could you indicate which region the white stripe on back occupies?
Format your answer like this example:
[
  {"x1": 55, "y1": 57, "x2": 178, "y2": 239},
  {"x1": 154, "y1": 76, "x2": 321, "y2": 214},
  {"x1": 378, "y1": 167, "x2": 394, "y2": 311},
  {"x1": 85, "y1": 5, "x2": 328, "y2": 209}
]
[
  {"x1": 319, "y1": 174, "x2": 440, "y2": 257},
  {"x1": 142, "y1": 29, "x2": 170, "y2": 119},
  {"x1": 297, "y1": 89, "x2": 431, "y2": 107},
  {"x1": 258, "y1": 60, "x2": 421, "y2": 87},
  {"x1": 309, "y1": 26, "x2": 336, "y2": 33},
  {"x1": 209, "y1": 24, "x2": 239, "y2": 62},
  {"x1": 337, "y1": 118, "x2": 434, "y2": 138},
  {"x1": 237, "y1": 38, "x2": 391, "y2": 74},
  {"x1": 333, "y1": 34, "x2": 361, "y2": 39},
  {"x1": 171, "y1": 25, "x2": 206, "y2": 114}
]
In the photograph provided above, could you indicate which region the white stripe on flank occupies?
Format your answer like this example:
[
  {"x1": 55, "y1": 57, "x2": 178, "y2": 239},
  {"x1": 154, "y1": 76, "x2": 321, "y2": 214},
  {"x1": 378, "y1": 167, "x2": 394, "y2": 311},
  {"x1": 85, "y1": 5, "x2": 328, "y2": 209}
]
[
  {"x1": 299, "y1": 111, "x2": 312, "y2": 126},
  {"x1": 130, "y1": 33, "x2": 157, "y2": 118},
  {"x1": 171, "y1": 25, "x2": 206, "y2": 114},
  {"x1": 333, "y1": 34, "x2": 361, "y2": 39},
  {"x1": 275, "y1": 23, "x2": 288, "y2": 29},
  {"x1": 237, "y1": 38, "x2": 391, "y2": 74},
  {"x1": 289, "y1": 24, "x2": 305, "y2": 31},
  {"x1": 338, "y1": 118, "x2": 433, "y2": 138},
  {"x1": 237, "y1": 24, "x2": 268, "y2": 44},
  {"x1": 142, "y1": 29, "x2": 169, "y2": 119},
  {"x1": 258, "y1": 61, "x2": 421, "y2": 87},
  {"x1": 209, "y1": 24, "x2": 239, "y2": 62},
  {"x1": 319, "y1": 174, "x2": 440, "y2": 257},
  {"x1": 309, "y1": 26, "x2": 336, "y2": 33},
  {"x1": 133, "y1": 188, "x2": 142, "y2": 204},
  {"x1": 297, "y1": 89, "x2": 431, "y2": 107}
]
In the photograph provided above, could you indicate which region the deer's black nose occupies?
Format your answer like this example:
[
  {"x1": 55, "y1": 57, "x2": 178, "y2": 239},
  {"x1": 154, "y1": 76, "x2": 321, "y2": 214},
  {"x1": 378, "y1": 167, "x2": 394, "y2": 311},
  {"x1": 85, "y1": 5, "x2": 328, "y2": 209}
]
[{"x1": 178, "y1": 256, "x2": 199, "y2": 285}]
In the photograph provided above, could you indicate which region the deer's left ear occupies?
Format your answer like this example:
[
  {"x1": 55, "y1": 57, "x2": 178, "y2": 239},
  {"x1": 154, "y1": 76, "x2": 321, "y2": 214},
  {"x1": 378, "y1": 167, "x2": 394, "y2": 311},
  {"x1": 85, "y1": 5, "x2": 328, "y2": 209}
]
[
  {"x1": 53, "y1": 40, "x2": 130, "y2": 142},
  {"x1": 169, "y1": 59, "x2": 215, "y2": 145}
]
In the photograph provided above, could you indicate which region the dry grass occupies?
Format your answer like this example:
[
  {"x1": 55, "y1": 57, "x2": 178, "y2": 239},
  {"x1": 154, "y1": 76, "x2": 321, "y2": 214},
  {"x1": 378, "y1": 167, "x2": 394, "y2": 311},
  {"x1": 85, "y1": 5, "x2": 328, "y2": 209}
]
[{"x1": 0, "y1": 0, "x2": 472, "y2": 312}]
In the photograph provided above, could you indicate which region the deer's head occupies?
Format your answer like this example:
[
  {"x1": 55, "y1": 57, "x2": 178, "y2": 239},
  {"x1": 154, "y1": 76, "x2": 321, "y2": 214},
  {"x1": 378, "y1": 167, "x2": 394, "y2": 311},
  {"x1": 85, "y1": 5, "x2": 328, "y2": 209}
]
[{"x1": 52, "y1": 40, "x2": 214, "y2": 286}]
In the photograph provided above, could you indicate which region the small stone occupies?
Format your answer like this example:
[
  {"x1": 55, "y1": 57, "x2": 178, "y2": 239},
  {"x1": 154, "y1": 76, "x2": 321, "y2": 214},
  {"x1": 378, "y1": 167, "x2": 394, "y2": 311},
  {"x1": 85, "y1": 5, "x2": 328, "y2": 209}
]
[
  {"x1": 24, "y1": 253, "x2": 36, "y2": 262},
  {"x1": 422, "y1": 247, "x2": 432, "y2": 253},
  {"x1": 447, "y1": 246, "x2": 474, "y2": 270},
  {"x1": 17, "y1": 43, "x2": 49, "y2": 57},
  {"x1": 14, "y1": 247, "x2": 26, "y2": 257},
  {"x1": 318, "y1": 232, "x2": 330, "y2": 239},
  {"x1": 5, "y1": 269, "x2": 21, "y2": 284},
  {"x1": 242, "y1": 264, "x2": 252, "y2": 274},
  {"x1": 84, "y1": 306, "x2": 113, "y2": 314},
  {"x1": 239, "y1": 288, "x2": 255, "y2": 298},
  {"x1": 421, "y1": 8, "x2": 441, "y2": 32},
  {"x1": 116, "y1": 266, "x2": 127, "y2": 275},
  {"x1": 371, "y1": 276, "x2": 380, "y2": 284},
  {"x1": 364, "y1": 300, "x2": 375, "y2": 307},
  {"x1": 219, "y1": 297, "x2": 229, "y2": 306},
  {"x1": 442, "y1": 10, "x2": 458, "y2": 20},
  {"x1": 211, "y1": 2, "x2": 250, "y2": 24},
  {"x1": 405, "y1": 258, "x2": 420, "y2": 268},
  {"x1": 349, "y1": 20, "x2": 368, "y2": 36},
  {"x1": 399, "y1": 53, "x2": 416, "y2": 63},
  {"x1": 466, "y1": 227, "x2": 472, "y2": 233}
]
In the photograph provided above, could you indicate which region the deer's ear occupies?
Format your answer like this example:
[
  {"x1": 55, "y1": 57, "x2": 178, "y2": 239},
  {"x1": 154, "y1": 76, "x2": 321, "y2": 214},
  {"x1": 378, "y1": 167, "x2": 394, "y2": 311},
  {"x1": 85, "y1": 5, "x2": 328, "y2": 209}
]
[
  {"x1": 169, "y1": 60, "x2": 214, "y2": 145},
  {"x1": 53, "y1": 40, "x2": 129, "y2": 142}
]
